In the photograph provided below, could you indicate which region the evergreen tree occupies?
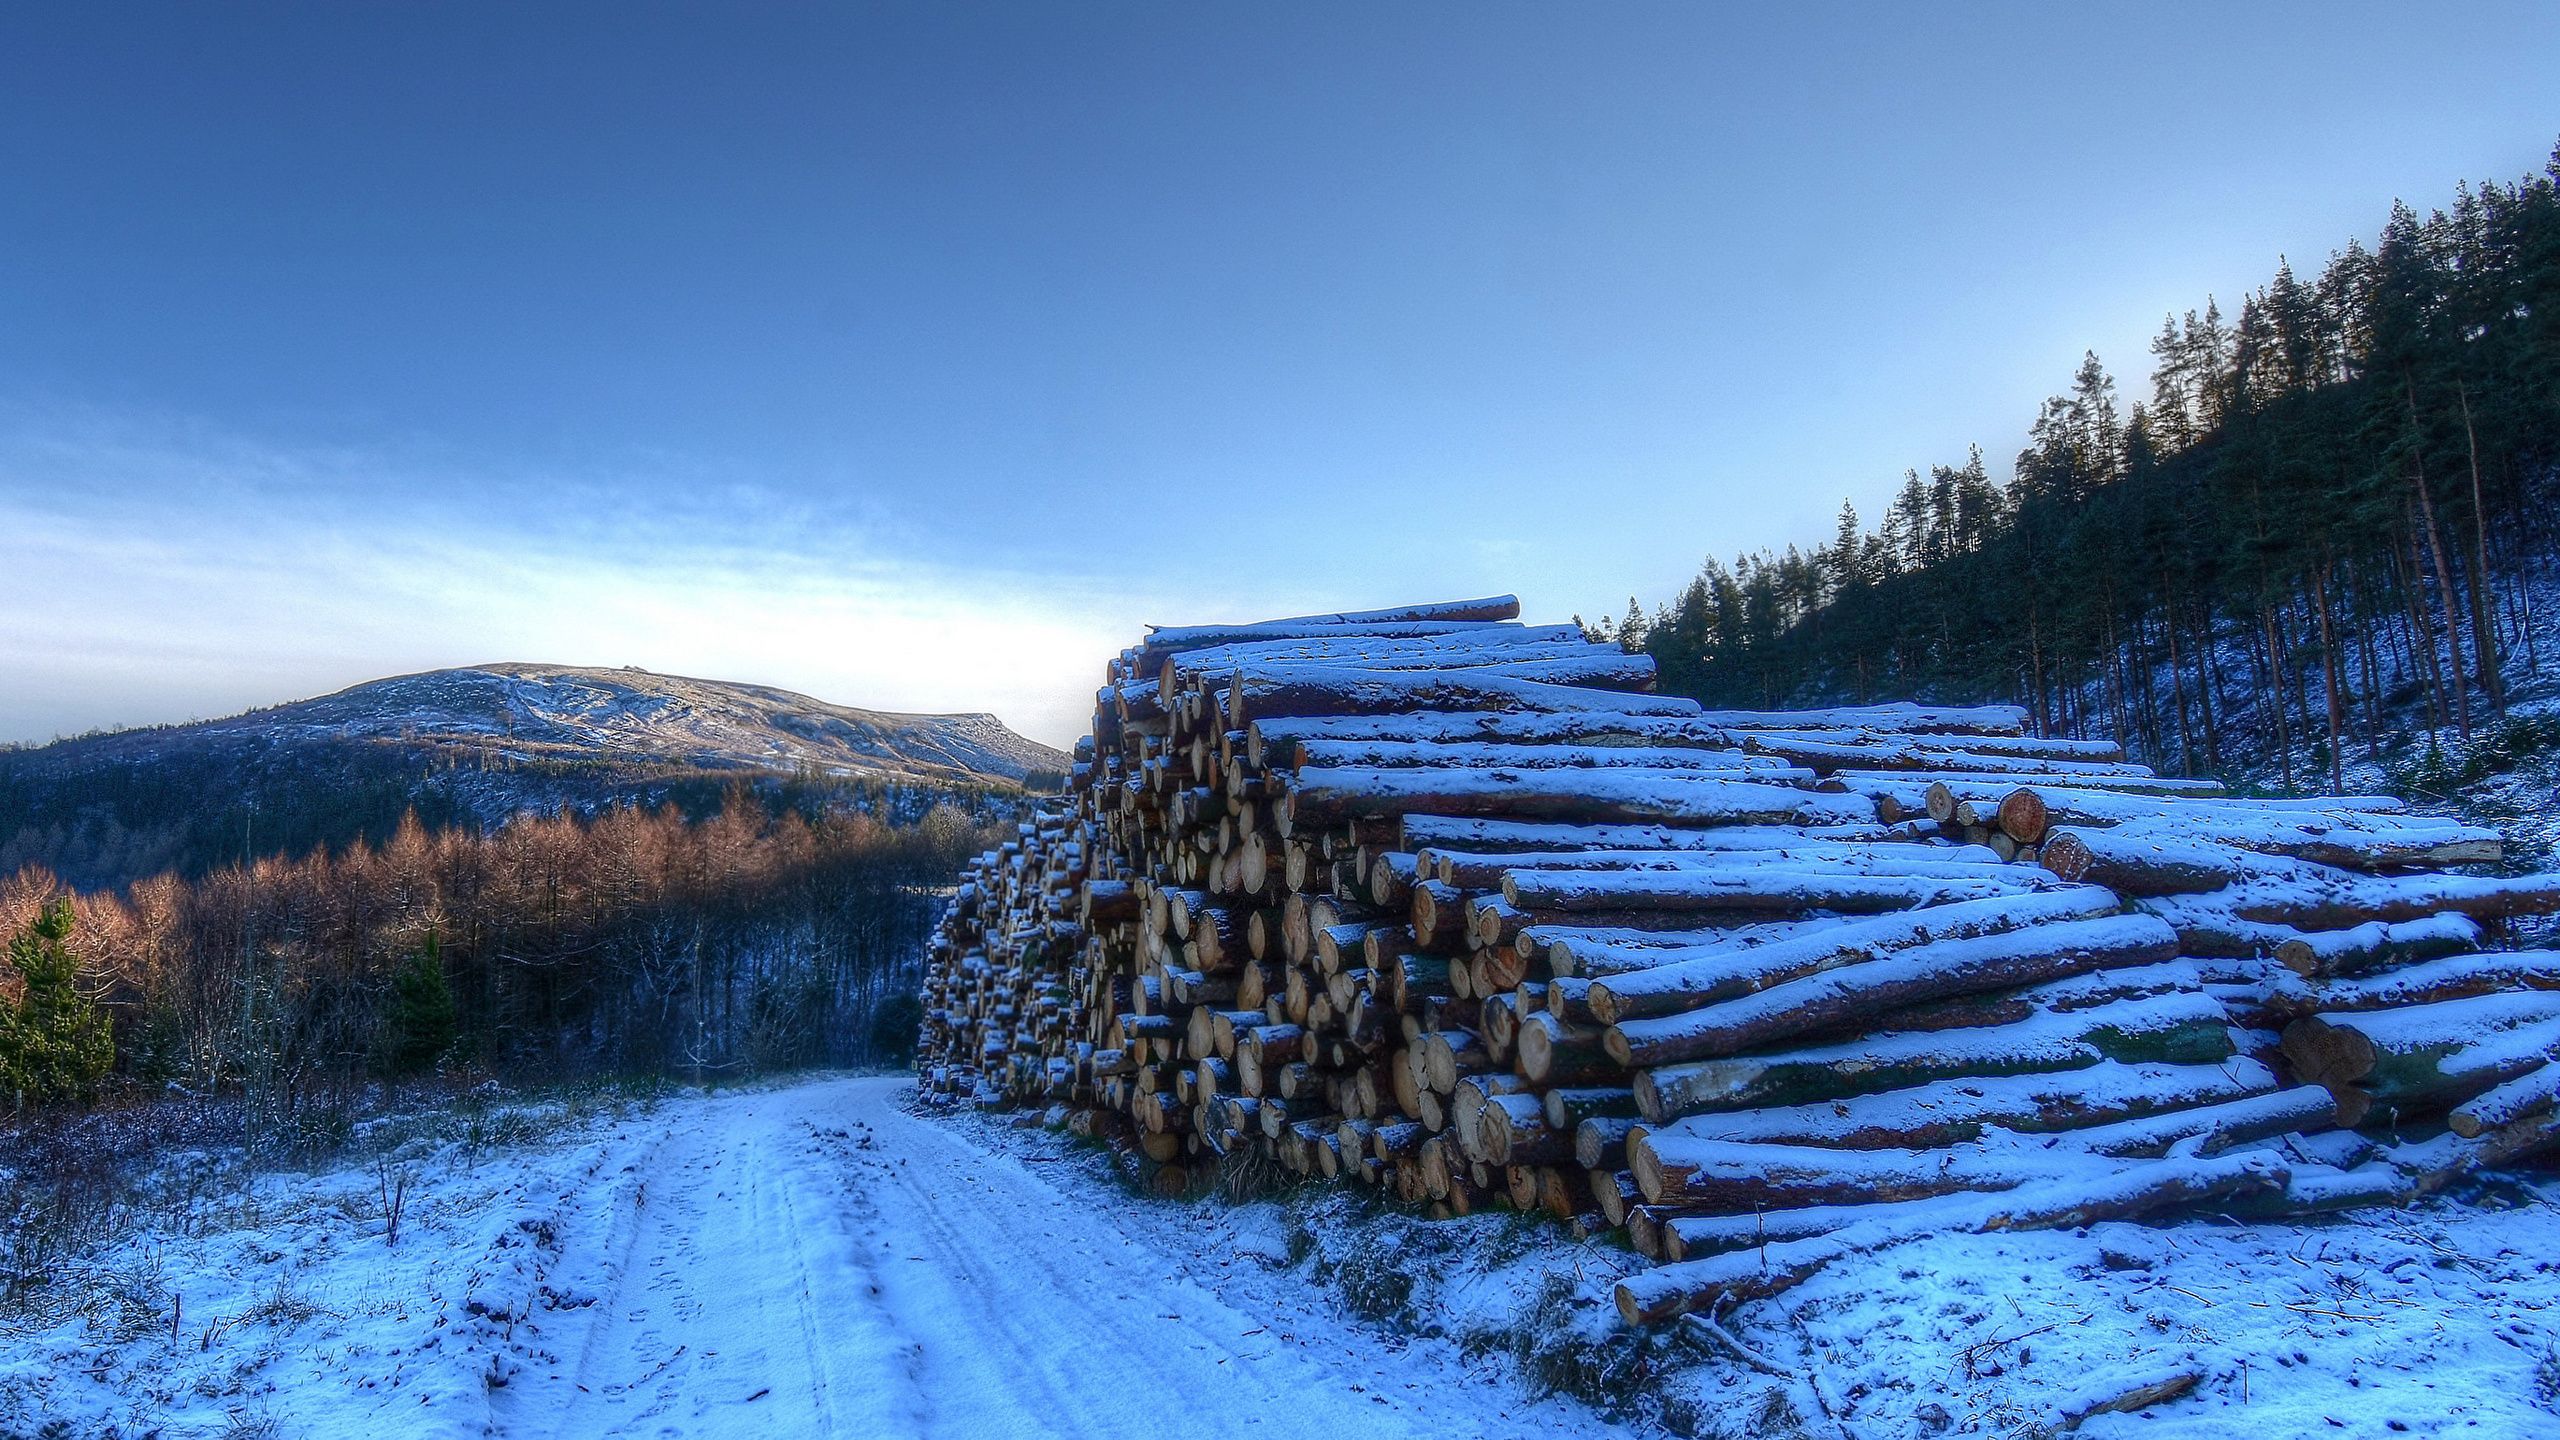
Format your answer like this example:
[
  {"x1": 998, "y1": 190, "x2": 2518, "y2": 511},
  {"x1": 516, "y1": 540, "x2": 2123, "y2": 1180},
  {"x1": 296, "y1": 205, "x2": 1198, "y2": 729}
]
[
  {"x1": 1626, "y1": 143, "x2": 2560, "y2": 785},
  {"x1": 1, "y1": 900, "x2": 115, "y2": 1105},
  {"x1": 1615, "y1": 597, "x2": 1649, "y2": 654},
  {"x1": 867, "y1": 992, "x2": 925, "y2": 1066},
  {"x1": 383, "y1": 934, "x2": 459, "y2": 1076}
]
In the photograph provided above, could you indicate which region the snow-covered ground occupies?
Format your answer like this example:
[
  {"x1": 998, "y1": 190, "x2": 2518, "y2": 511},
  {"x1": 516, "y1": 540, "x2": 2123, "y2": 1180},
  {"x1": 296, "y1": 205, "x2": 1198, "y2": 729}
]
[
  {"x1": 7, "y1": 1073, "x2": 2560, "y2": 1438},
  {"x1": 0, "y1": 1075, "x2": 1630, "y2": 1439}
]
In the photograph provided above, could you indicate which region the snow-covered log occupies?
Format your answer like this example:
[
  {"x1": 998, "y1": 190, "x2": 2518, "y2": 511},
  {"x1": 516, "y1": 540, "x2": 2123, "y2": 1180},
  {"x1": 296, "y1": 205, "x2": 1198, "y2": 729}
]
[
  {"x1": 2283, "y1": 992, "x2": 2560, "y2": 1123},
  {"x1": 1248, "y1": 713, "x2": 1745, "y2": 767},
  {"x1": 1647, "y1": 1060, "x2": 2278, "y2": 1151},
  {"x1": 1685, "y1": 702, "x2": 2029, "y2": 735},
  {"x1": 1225, "y1": 658, "x2": 1666, "y2": 728},
  {"x1": 1396, "y1": 814, "x2": 1878, "y2": 856},
  {"x1": 1275, "y1": 766, "x2": 1873, "y2": 835},
  {"x1": 1631, "y1": 992, "x2": 2231, "y2": 1122},
  {"x1": 1284, "y1": 738, "x2": 1793, "y2": 776},
  {"x1": 1605, "y1": 914, "x2": 2181, "y2": 1067},
  {"x1": 1582, "y1": 888, "x2": 2124, "y2": 1024},
  {"x1": 2043, "y1": 815, "x2": 2500, "y2": 877},
  {"x1": 1503, "y1": 866, "x2": 2039, "y2": 920},
  {"x1": 1611, "y1": 1153, "x2": 2285, "y2": 1324}
]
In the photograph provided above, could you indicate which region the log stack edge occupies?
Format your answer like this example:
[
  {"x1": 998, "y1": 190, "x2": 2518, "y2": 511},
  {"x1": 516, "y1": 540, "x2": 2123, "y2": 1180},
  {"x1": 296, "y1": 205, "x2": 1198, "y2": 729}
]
[{"x1": 911, "y1": 595, "x2": 2560, "y2": 1324}]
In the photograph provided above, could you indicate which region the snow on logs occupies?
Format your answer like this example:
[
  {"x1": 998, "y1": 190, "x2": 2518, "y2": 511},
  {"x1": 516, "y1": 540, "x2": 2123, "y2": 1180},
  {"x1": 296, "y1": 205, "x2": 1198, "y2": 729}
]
[{"x1": 910, "y1": 594, "x2": 2560, "y2": 1331}]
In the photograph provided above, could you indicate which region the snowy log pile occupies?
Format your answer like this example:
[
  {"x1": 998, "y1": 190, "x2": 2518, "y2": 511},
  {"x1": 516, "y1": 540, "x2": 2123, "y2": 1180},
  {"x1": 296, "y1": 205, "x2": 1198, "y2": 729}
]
[{"x1": 912, "y1": 595, "x2": 2560, "y2": 1327}]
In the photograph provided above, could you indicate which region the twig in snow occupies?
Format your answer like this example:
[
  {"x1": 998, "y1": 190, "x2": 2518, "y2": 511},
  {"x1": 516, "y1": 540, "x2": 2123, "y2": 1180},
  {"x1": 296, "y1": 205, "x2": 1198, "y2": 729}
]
[
  {"x1": 1953, "y1": 1318, "x2": 2065, "y2": 1381},
  {"x1": 1677, "y1": 1311, "x2": 1796, "y2": 1380},
  {"x1": 377, "y1": 1159, "x2": 414, "y2": 1247},
  {"x1": 2023, "y1": 1369, "x2": 2201, "y2": 1437},
  {"x1": 1780, "y1": 1304, "x2": 1860, "y2": 1440}
]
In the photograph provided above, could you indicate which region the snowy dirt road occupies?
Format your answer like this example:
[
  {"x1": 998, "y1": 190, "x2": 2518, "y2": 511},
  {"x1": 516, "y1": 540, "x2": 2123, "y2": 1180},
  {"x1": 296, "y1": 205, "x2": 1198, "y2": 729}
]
[{"x1": 486, "y1": 1074, "x2": 1623, "y2": 1440}]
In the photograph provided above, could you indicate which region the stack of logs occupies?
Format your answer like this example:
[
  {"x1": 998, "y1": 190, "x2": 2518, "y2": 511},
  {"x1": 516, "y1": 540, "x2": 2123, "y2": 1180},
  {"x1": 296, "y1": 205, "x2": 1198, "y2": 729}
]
[{"x1": 914, "y1": 595, "x2": 2560, "y2": 1327}]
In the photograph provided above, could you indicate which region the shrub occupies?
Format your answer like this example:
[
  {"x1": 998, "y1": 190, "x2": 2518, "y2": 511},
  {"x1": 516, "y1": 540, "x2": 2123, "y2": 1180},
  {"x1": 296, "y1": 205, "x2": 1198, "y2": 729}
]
[{"x1": 867, "y1": 993, "x2": 925, "y2": 1065}]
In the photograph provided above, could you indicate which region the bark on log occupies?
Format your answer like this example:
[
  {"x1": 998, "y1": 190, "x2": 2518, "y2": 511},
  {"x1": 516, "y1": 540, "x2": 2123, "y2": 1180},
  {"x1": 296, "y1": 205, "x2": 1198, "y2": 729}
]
[
  {"x1": 1398, "y1": 814, "x2": 1880, "y2": 857},
  {"x1": 1277, "y1": 766, "x2": 1874, "y2": 836},
  {"x1": 1515, "y1": 1011, "x2": 1618, "y2": 1086},
  {"x1": 1504, "y1": 867, "x2": 2036, "y2": 919},
  {"x1": 1253, "y1": 713, "x2": 1748, "y2": 769},
  {"x1": 1228, "y1": 665, "x2": 1685, "y2": 729},
  {"x1": 1632, "y1": 992, "x2": 2231, "y2": 1124},
  {"x1": 1585, "y1": 888, "x2": 2123, "y2": 1025},
  {"x1": 1287, "y1": 738, "x2": 1790, "y2": 776},
  {"x1": 2451, "y1": 1061, "x2": 2560, "y2": 1138},
  {"x1": 1649, "y1": 1060, "x2": 2278, "y2": 1152},
  {"x1": 1607, "y1": 914, "x2": 2180, "y2": 1068},
  {"x1": 1612, "y1": 1153, "x2": 2284, "y2": 1324}
]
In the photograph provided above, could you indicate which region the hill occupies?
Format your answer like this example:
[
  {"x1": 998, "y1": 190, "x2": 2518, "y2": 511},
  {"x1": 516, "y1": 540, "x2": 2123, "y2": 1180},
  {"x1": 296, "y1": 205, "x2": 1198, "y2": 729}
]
[{"x1": 0, "y1": 663, "x2": 1068, "y2": 888}]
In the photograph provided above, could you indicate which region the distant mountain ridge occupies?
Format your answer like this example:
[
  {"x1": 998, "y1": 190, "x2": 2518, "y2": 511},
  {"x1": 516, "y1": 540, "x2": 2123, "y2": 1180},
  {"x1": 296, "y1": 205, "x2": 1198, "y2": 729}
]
[
  {"x1": 0, "y1": 664, "x2": 1065, "y2": 889},
  {"x1": 125, "y1": 662, "x2": 1069, "y2": 785}
]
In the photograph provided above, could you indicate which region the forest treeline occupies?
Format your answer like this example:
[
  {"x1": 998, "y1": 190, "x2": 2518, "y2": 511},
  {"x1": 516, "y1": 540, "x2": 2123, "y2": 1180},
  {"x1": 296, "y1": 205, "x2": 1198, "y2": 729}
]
[
  {"x1": 0, "y1": 795, "x2": 1004, "y2": 1117},
  {"x1": 0, "y1": 733, "x2": 1018, "y2": 892},
  {"x1": 1597, "y1": 143, "x2": 2560, "y2": 793}
]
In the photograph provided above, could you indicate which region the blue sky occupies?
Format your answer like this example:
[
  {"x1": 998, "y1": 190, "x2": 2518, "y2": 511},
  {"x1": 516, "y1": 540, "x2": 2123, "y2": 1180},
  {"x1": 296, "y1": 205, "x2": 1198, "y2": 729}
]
[{"x1": 4, "y1": 4, "x2": 2557, "y2": 747}]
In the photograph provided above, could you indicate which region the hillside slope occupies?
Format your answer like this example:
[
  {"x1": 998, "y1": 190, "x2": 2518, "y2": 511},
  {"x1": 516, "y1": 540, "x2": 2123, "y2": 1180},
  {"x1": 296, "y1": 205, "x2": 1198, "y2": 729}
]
[
  {"x1": 0, "y1": 664, "x2": 1066, "y2": 888},
  {"x1": 127, "y1": 662, "x2": 1067, "y2": 785}
]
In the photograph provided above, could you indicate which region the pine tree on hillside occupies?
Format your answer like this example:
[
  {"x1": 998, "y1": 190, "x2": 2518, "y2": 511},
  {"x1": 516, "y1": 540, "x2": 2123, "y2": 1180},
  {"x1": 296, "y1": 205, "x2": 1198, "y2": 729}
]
[
  {"x1": 383, "y1": 934, "x2": 459, "y2": 1076},
  {"x1": 1632, "y1": 141, "x2": 2560, "y2": 789},
  {"x1": 1, "y1": 900, "x2": 115, "y2": 1106}
]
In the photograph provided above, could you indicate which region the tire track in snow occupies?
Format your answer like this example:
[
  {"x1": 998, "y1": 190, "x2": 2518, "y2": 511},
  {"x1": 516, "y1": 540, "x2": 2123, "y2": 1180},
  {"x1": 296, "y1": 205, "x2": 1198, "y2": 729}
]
[{"x1": 489, "y1": 1076, "x2": 1630, "y2": 1440}]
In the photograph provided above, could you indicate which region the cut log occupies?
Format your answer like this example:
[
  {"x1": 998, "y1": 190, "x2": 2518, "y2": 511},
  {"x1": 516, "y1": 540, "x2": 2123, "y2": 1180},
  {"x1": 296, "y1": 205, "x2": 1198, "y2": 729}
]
[
  {"x1": 2281, "y1": 991, "x2": 2560, "y2": 1089},
  {"x1": 2061, "y1": 814, "x2": 2500, "y2": 875},
  {"x1": 1574, "y1": 1115, "x2": 1640, "y2": 1170},
  {"x1": 1691, "y1": 702, "x2": 2029, "y2": 735},
  {"x1": 1514, "y1": 1011, "x2": 1618, "y2": 1086},
  {"x1": 1287, "y1": 738, "x2": 1791, "y2": 776},
  {"x1": 2285, "y1": 996, "x2": 2560, "y2": 1124},
  {"x1": 1612, "y1": 1153, "x2": 2284, "y2": 1323},
  {"x1": 1397, "y1": 814, "x2": 1876, "y2": 856},
  {"x1": 2451, "y1": 1061, "x2": 2560, "y2": 1138},
  {"x1": 1278, "y1": 766, "x2": 1875, "y2": 836},
  {"x1": 2046, "y1": 1085, "x2": 2340, "y2": 1158},
  {"x1": 1606, "y1": 914, "x2": 2181, "y2": 1068},
  {"x1": 1505, "y1": 867, "x2": 2036, "y2": 920},
  {"x1": 1631, "y1": 992, "x2": 2231, "y2": 1123},
  {"x1": 1137, "y1": 607, "x2": 1525, "y2": 660},
  {"x1": 2275, "y1": 915, "x2": 2493, "y2": 978},
  {"x1": 2220, "y1": 873, "x2": 2560, "y2": 930},
  {"x1": 1630, "y1": 1133, "x2": 2105, "y2": 1210},
  {"x1": 1228, "y1": 665, "x2": 1686, "y2": 729},
  {"x1": 2268, "y1": 950, "x2": 2560, "y2": 1021},
  {"x1": 1481, "y1": 1092, "x2": 1573, "y2": 1165},
  {"x1": 1451, "y1": 1073, "x2": 1535, "y2": 1155},
  {"x1": 1650, "y1": 1060, "x2": 2280, "y2": 1152},
  {"x1": 1747, "y1": 734, "x2": 2156, "y2": 777},
  {"x1": 1252, "y1": 713, "x2": 1762, "y2": 768},
  {"x1": 1164, "y1": 631, "x2": 1593, "y2": 699},
  {"x1": 1424, "y1": 843, "x2": 1999, "y2": 888},
  {"x1": 1585, "y1": 887, "x2": 2123, "y2": 1025}
]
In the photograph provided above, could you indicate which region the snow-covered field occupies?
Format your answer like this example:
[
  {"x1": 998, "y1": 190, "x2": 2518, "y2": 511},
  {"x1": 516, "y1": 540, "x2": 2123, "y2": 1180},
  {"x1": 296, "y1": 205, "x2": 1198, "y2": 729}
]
[{"x1": 6, "y1": 1074, "x2": 2559, "y2": 1438}]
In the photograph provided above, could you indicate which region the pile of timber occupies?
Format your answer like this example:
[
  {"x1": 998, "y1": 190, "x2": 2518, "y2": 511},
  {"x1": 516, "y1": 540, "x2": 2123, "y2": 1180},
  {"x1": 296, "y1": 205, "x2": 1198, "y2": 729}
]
[{"x1": 912, "y1": 595, "x2": 2560, "y2": 1328}]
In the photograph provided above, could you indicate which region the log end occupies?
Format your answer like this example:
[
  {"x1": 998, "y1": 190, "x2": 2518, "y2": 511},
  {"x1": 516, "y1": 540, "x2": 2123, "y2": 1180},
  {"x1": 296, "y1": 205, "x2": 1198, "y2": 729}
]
[
  {"x1": 1995, "y1": 787, "x2": 2049, "y2": 845},
  {"x1": 2040, "y1": 829, "x2": 2095, "y2": 883}
]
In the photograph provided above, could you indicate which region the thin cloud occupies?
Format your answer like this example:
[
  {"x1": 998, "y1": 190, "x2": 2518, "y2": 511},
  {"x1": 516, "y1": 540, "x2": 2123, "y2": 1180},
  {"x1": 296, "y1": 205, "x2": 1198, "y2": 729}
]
[{"x1": 0, "y1": 416, "x2": 1179, "y2": 748}]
